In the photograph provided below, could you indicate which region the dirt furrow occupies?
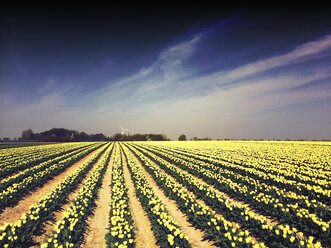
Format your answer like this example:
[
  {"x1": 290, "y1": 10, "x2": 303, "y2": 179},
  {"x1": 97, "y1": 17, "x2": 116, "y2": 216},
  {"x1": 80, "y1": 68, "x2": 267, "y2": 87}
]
[
  {"x1": 173, "y1": 161, "x2": 280, "y2": 226},
  {"x1": 29, "y1": 145, "x2": 110, "y2": 247},
  {"x1": 127, "y1": 148, "x2": 215, "y2": 248},
  {"x1": 139, "y1": 145, "x2": 281, "y2": 227},
  {"x1": 130, "y1": 147, "x2": 272, "y2": 244},
  {"x1": 122, "y1": 150, "x2": 159, "y2": 248},
  {"x1": 0, "y1": 144, "x2": 108, "y2": 226},
  {"x1": 0, "y1": 146, "x2": 91, "y2": 183},
  {"x1": 82, "y1": 146, "x2": 115, "y2": 248}
]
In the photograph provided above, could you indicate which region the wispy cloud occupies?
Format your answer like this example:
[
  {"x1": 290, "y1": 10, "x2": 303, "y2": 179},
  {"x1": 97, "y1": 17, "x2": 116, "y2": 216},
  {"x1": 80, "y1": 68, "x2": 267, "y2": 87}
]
[
  {"x1": 38, "y1": 77, "x2": 56, "y2": 93},
  {"x1": 290, "y1": 34, "x2": 331, "y2": 57},
  {"x1": 158, "y1": 34, "x2": 202, "y2": 71},
  {"x1": 192, "y1": 34, "x2": 331, "y2": 89},
  {"x1": 102, "y1": 34, "x2": 203, "y2": 91},
  {"x1": 89, "y1": 32, "x2": 331, "y2": 138},
  {"x1": 89, "y1": 34, "x2": 203, "y2": 106},
  {"x1": 1, "y1": 31, "x2": 331, "y2": 139},
  {"x1": 87, "y1": 32, "x2": 331, "y2": 119}
]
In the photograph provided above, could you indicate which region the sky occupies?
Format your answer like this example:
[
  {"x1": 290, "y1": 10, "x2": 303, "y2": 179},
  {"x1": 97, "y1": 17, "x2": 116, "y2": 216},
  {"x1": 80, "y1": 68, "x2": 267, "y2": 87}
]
[{"x1": 1, "y1": 2, "x2": 331, "y2": 140}]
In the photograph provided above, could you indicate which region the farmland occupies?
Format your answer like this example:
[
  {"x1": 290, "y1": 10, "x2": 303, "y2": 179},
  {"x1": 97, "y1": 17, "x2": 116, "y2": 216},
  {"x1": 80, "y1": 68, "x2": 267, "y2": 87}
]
[{"x1": 0, "y1": 141, "x2": 329, "y2": 248}]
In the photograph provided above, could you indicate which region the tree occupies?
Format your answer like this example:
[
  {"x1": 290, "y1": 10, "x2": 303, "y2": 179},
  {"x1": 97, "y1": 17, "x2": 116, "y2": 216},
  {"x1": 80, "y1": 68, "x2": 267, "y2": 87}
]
[
  {"x1": 22, "y1": 129, "x2": 33, "y2": 140},
  {"x1": 178, "y1": 134, "x2": 187, "y2": 141},
  {"x1": 91, "y1": 133, "x2": 107, "y2": 141},
  {"x1": 113, "y1": 133, "x2": 123, "y2": 141}
]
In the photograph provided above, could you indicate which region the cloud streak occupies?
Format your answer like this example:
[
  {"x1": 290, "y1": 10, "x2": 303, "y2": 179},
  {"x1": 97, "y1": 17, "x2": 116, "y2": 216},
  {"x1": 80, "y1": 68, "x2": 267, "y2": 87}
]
[
  {"x1": 193, "y1": 34, "x2": 331, "y2": 89},
  {"x1": 1, "y1": 31, "x2": 331, "y2": 139},
  {"x1": 102, "y1": 33, "x2": 331, "y2": 109},
  {"x1": 84, "y1": 32, "x2": 331, "y2": 138},
  {"x1": 38, "y1": 77, "x2": 56, "y2": 93},
  {"x1": 158, "y1": 34, "x2": 202, "y2": 71}
]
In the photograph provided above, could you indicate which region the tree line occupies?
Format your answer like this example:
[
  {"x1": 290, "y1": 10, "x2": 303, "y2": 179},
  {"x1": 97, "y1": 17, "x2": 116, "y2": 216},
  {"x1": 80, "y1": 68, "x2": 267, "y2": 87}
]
[{"x1": 21, "y1": 128, "x2": 170, "y2": 142}]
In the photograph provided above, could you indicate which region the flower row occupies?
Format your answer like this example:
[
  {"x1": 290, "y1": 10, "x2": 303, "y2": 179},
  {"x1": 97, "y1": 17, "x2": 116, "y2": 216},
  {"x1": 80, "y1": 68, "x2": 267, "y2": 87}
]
[
  {"x1": 105, "y1": 144, "x2": 135, "y2": 248},
  {"x1": 0, "y1": 143, "x2": 110, "y2": 248},
  {"x1": 130, "y1": 144, "x2": 321, "y2": 248},
  {"x1": 43, "y1": 143, "x2": 114, "y2": 247},
  {"x1": 121, "y1": 145, "x2": 190, "y2": 248},
  {"x1": 143, "y1": 143, "x2": 330, "y2": 206},
  {"x1": 0, "y1": 142, "x2": 97, "y2": 178},
  {"x1": 0, "y1": 143, "x2": 103, "y2": 212},
  {"x1": 0, "y1": 143, "x2": 99, "y2": 193},
  {"x1": 124, "y1": 144, "x2": 264, "y2": 248},
  {"x1": 133, "y1": 143, "x2": 330, "y2": 245},
  {"x1": 137, "y1": 144, "x2": 329, "y2": 221}
]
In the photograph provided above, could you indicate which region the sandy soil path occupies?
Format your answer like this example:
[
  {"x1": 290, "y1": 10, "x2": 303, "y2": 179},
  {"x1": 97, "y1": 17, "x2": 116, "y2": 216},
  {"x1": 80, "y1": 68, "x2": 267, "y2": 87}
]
[
  {"x1": 121, "y1": 148, "x2": 159, "y2": 248},
  {"x1": 143, "y1": 146, "x2": 281, "y2": 226},
  {"x1": 0, "y1": 145, "x2": 90, "y2": 182},
  {"x1": 125, "y1": 147, "x2": 215, "y2": 248},
  {"x1": 82, "y1": 145, "x2": 115, "y2": 248},
  {"x1": 0, "y1": 144, "x2": 108, "y2": 226},
  {"x1": 28, "y1": 144, "x2": 110, "y2": 247},
  {"x1": 131, "y1": 146, "x2": 276, "y2": 244}
]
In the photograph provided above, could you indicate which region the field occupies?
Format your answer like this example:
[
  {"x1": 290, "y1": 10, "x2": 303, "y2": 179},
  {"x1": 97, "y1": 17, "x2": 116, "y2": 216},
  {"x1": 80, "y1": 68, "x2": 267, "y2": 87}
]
[{"x1": 0, "y1": 141, "x2": 329, "y2": 248}]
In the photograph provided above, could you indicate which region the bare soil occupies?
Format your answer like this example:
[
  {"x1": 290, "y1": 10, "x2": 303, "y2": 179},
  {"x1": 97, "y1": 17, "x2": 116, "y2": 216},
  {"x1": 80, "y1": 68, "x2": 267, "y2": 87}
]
[
  {"x1": 176, "y1": 164, "x2": 281, "y2": 227},
  {"x1": 126, "y1": 148, "x2": 216, "y2": 248},
  {"x1": 0, "y1": 146, "x2": 87, "y2": 183},
  {"x1": 156, "y1": 147, "x2": 283, "y2": 227},
  {"x1": 82, "y1": 145, "x2": 115, "y2": 248},
  {"x1": 134, "y1": 147, "x2": 285, "y2": 244},
  {"x1": 29, "y1": 144, "x2": 110, "y2": 247},
  {"x1": 122, "y1": 149, "x2": 159, "y2": 248},
  {"x1": 0, "y1": 144, "x2": 108, "y2": 226}
]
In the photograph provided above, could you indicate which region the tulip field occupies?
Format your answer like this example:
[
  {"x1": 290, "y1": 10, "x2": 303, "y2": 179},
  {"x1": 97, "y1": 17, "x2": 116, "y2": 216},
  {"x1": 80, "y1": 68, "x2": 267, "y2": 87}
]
[{"x1": 0, "y1": 141, "x2": 329, "y2": 248}]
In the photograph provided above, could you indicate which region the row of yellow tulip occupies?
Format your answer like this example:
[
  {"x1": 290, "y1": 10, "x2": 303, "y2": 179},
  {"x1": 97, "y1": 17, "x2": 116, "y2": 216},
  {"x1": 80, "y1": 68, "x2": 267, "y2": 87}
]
[
  {"x1": 186, "y1": 142, "x2": 329, "y2": 184},
  {"x1": 0, "y1": 143, "x2": 103, "y2": 212},
  {"x1": 191, "y1": 146, "x2": 329, "y2": 199},
  {"x1": 0, "y1": 144, "x2": 99, "y2": 194},
  {"x1": 0, "y1": 143, "x2": 62, "y2": 164},
  {"x1": 129, "y1": 144, "x2": 322, "y2": 248},
  {"x1": 138, "y1": 143, "x2": 329, "y2": 220},
  {"x1": 43, "y1": 143, "x2": 114, "y2": 247},
  {"x1": 0, "y1": 142, "x2": 54, "y2": 150},
  {"x1": 147, "y1": 143, "x2": 329, "y2": 204},
  {"x1": 0, "y1": 142, "x2": 91, "y2": 168},
  {"x1": 105, "y1": 144, "x2": 135, "y2": 248},
  {"x1": 153, "y1": 141, "x2": 330, "y2": 183},
  {"x1": 0, "y1": 142, "x2": 97, "y2": 178},
  {"x1": 148, "y1": 142, "x2": 330, "y2": 212},
  {"x1": 121, "y1": 144, "x2": 191, "y2": 248},
  {"x1": 131, "y1": 142, "x2": 330, "y2": 245},
  {"x1": 0, "y1": 143, "x2": 110, "y2": 248},
  {"x1": 123, "y1": 143, "x2": 265, "y2": 248}
]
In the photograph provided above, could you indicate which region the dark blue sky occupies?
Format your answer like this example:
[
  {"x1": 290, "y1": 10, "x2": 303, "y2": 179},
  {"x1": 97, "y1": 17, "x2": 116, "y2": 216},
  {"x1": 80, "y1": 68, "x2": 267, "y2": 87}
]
[{"x1": 1, "y1": 2, "x2": 331, "y2": 139}]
